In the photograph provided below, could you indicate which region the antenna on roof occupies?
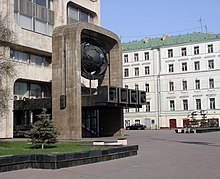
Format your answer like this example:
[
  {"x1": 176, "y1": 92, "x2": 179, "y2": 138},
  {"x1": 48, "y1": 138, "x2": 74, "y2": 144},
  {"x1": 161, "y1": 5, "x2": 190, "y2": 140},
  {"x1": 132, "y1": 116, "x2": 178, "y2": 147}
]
[
  {"x1": 198, "y1": 15, "x2": 205, "y2": 33},
  {"x1": 205, "y1": 25, "x2": 208, "y2": 33}
]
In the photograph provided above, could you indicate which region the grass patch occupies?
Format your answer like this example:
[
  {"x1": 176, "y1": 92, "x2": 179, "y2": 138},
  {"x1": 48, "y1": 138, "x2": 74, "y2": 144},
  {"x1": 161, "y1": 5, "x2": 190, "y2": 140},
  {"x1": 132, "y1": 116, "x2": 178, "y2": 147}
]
[{"x1": 0, "y1": 141, "x2": 110, "y2": 156}]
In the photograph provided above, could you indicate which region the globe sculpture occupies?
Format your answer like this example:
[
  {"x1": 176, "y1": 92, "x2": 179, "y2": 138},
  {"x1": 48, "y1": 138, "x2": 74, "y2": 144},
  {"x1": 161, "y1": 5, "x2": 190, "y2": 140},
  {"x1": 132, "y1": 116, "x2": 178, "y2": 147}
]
[{"x1": 81, "y1": 39, "x2": 108, "y2": 80}]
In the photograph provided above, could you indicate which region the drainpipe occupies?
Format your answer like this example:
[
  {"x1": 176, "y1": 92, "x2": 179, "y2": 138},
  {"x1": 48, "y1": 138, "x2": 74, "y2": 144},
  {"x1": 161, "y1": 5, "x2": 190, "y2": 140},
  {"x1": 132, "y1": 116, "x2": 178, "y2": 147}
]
[{"x1": 156, "y1": 48, "x2": 161, "y2": 129}]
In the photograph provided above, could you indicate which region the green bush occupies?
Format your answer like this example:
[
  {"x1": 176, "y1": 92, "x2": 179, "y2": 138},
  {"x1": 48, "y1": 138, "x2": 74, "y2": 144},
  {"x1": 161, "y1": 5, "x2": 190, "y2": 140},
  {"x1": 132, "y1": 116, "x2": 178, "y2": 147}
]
[{"x1": 25, "y1": 108, "x2": 60, "y2": 149}]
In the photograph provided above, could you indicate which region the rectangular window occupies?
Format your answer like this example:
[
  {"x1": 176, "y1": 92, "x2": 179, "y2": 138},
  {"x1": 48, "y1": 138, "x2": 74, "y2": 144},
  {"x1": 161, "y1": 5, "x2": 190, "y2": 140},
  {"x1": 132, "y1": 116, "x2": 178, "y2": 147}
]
[
  {"x1": 209, "y1": 78, "x2": 214, "y2": 89},
  {"x1": 182, "y1": 80, "x2": 187, "y2": 90},
  {"x1": 182, "y1": 62, "x2": 187, "y2": 71},
  {"x1": 79, "y1": 11, "x2": 89, "y2": 22},
  {"x1": 135, "y1": 120, "x2": 140, "y2": 124},
  {"x1": 183, "y1": 99, "x2": 188, "y2": 110},
  {"x1": 145, "y1": 83, "x2": 149, "y2": 93},
  {"x1": 134, "y1": 67, "x2": 139, "y2": 76},
  {"x1": 146, "y1": 101, "x2": 150, "y2": 112},
  {"x1": 135, "y1": 84, "x2": 139, "y2": 90},
  {"x1": 145, "y1": 66, "x2": 150, "y2": 75},
  {"x1": 67, "y1": 4, "x2": 93, "y2": 24},
  {"x1": 208, "y1": 59, "x2": 214, "y2": 69},
  {"x1": 196, "y1": 99, "x2": 201, "y2": 110},
  {"x1": 195, "y1": 79, "x2": 200, "y2": 90},
  {"x1": 134, "y1": 53, "x2": 139, "y2": 62},
  {"x1": 194, "y1": 46, "x2": 199, "y2": 55},
  {"x1": 124, "y1": 54, "x2": 128, "y2": 63},
  {"x1": 14, "y1": 0, "x2": 54, "y2": 36},
  {"x1": 208, "y1": 44, "x2": 213, "y2": 53},
  {"x1": 170, "y1": 100, "x2": 175, "y2": 111},
  {"x1": 168, "y1": 64, "x2": 174, "y2": 73},
  {"x1": 194, "y1": 61, "x2": 200, "y2": 70},
  {"x1": 181, "y1": 47, "x2": 187, "y2": 56},
  {"x1": 124, "y1": 68, "x2": 129, "y2": 77},
  {"x1": 168, "y1": 49, "x2": 173, "y2": 58},
  {"x1": 169, "y1": 81, "x2": 174, "y2": 91},
  {"x1": 14, "y1": 82, "x2": 28, "y2": 96},
  {"x1": 144, "y1": 52, "x2": 149, "y2": 60},
  {"x1": 210, "y1": 98, "x2": 215, "y2": 109},
  {"x1": 30, "y1": 84, "x2": 42, "y2": 98}
]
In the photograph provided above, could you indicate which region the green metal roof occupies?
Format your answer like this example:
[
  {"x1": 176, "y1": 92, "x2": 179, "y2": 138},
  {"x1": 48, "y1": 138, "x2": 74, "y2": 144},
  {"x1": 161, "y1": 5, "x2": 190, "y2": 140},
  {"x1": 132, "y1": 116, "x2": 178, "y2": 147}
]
[{"x1": 122, "y1": 32, "x2": 220, "y2": 52}]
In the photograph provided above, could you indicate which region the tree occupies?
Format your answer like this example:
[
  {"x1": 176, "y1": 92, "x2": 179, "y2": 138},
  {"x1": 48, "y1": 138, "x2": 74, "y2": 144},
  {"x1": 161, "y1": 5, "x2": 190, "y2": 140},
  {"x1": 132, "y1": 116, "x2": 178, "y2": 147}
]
[
  {"x1": 0, "y1": 14, "x2": 16, "y2": 116},
  {"x1": 26, "y1": 108, "x2": 60, "y2": 149}
]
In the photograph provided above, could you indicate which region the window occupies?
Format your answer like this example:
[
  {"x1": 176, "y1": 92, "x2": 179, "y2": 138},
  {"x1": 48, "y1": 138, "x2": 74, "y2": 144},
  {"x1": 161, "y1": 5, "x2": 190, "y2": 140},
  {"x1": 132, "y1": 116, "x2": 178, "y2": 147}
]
[
  {"x1": 146, "y1": 101, "x2": 150, "y2": 112},
  {"x1": 145, "y1": 83, "x2": 149, "y2": 93},
  {"x1": 182, "y1": 62, "x2": 187, "y2": 71},
  {"x1": 170, "y1": 100, "x2": 175, "y2": 111},
  {"x1": 168, "y1": 49, "x2": 173, "y2": 58},
  {"x1": 30, "y1": 84, "x2": 42, "y2": 98},
  {"x1": 124, "y1": 54, "x2": 128, "y2": 63},
  {"x1": 144, "y1": 52, "x2": 149, "y2": 60},
  {"x1": 135, "y1": 84, "x2": 139, "y2": 90},
  {"x1": 14, "y1": 82, "x2": 28, "y2": 97},
  {"x1": 183, "y1": 99, "x2": 188, "y2": 110},
  {"x1": 196, "y1": 99, "x2": 201, "y2": 110},
  {"x1": 194, "y1": 61, "x2": 200, "y2": 70},
  {"x1": 124, "y1": 68, "x2": 129, "y2": 77},
  {"x1": 195, "y1": 79, "x2": 200, "y2": 90},
  {"x1": 135, "y1": 120, "x2": 140, "y2": 124},
  {"x1": 194, "y1": 46, "x2": 199, "y2": 55},
  {"x1": 182, "y1": 80, "x2": 187, "y2": 90},
  {"x1": 67, "y1": 3, "x2": 93, "y2": 24},
  {"x1": 181, "y1": 47, "x2": 187, "y2": 56},
  {"x1": 145, "y1": 66, "x2": 150, "y2": 75},
  {"x1": 134, "y1": 53, "x2": 139, "y2": 62},
  {"x1": 169, "y1": 81, "x2": 174, "y2": 91},
  {"x1": 209, "y1": 78, "x2": 214, "y2": 89},
  {"x1": 208, "y1": 60, "x2": 214, "y2": 69},
  {"x1": 210, "y1": 98, "x2": 215, "y2": 109},
  {"x1": 208, "y1": 44, "x2": 213, "y2": 53},
  {"x1": 124, "y1": 85, "x2": 128, "y2": 88},
  {"x1": 134, "y1": 67, "x2": 139, "y2": 76},
  {"x1": 14, "y1": 80, "x2": 51, "y2": 99},
  {"x1": 14, "y1": 0, "x2": 54, "y2": 36},
  {"x1": 168, "y1": 64, "x2": 174, "y2": 73},
  {"x1": 10, "y1": 49, "x2": 51, "y2": 66}
]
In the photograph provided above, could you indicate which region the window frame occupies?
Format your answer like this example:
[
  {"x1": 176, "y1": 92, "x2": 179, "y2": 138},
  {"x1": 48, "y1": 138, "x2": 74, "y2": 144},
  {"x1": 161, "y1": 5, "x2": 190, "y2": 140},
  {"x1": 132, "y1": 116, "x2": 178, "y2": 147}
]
[
  {"x1": 194, "y1": 46, "x2": 199, "y2": 55},
  {"x1": 208, "y1": 44, "x2": 213, "y2": 53},
  {"x1": 168, "y1": 49, "x2": 173, "y2": 58}
]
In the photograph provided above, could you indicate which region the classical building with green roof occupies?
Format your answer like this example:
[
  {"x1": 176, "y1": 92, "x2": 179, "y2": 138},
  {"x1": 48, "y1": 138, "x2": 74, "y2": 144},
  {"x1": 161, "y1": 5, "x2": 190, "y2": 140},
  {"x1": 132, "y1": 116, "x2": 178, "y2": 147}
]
[{"x1": 122, "y1": 32, "x2": 220, "y2": 129}]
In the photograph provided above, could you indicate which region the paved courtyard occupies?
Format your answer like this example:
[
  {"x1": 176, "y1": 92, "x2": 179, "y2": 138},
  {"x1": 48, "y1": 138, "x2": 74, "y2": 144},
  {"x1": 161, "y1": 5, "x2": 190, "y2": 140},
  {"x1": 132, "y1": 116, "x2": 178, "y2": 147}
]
[{"x1": 0, "y1": 130, "x2": 220, "y2": 179}]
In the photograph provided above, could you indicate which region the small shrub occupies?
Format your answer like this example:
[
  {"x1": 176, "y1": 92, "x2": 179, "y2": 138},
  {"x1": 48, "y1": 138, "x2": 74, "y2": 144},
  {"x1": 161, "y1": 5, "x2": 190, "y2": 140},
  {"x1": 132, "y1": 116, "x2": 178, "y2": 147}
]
[{"x1": 25, "y1": 108, "x2": 60, "y2": 149}]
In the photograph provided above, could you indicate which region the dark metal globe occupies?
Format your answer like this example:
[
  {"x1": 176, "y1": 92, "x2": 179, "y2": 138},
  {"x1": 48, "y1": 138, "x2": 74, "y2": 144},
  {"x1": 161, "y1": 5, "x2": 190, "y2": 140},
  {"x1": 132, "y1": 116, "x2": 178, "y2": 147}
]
[{"x1": 81, "y1": 40, "x2": 107, "y2": 80}]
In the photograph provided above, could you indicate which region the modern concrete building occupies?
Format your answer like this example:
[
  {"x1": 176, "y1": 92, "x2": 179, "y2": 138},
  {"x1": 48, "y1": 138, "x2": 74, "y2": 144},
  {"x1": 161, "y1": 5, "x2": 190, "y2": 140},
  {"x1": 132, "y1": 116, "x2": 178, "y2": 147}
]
[
  {"x1": 0, "y1": 0, "x2": 100, "y2": 138},
  {"x1": 122, "y1": 33, "x2": 220, "y2": 129}
]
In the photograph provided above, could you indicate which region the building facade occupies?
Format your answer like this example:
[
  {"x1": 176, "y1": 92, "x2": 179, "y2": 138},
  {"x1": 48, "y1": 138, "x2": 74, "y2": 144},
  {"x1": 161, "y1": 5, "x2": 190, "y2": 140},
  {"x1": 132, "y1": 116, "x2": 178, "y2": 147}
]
[
  {"x1": 0, "y1": 0, "x2": 100, "y2": 138},
  {"x1": 122, "y1": 33, "x2": 220, "y2": 129}
]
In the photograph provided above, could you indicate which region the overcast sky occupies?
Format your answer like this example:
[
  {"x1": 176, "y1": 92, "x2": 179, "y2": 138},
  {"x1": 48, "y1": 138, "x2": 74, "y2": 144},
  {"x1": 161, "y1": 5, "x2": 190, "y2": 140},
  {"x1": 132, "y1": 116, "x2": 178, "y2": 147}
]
[{"x1": 100, "y1": 0, "x2": 220, "y2": 42}]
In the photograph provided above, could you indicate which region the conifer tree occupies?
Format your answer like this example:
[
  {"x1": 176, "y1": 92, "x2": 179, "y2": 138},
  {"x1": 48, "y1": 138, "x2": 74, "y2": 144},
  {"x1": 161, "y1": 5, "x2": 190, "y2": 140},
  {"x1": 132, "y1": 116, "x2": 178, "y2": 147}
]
[{"x1": 26, "y1": 108, "x2": 60, "y2": 149}]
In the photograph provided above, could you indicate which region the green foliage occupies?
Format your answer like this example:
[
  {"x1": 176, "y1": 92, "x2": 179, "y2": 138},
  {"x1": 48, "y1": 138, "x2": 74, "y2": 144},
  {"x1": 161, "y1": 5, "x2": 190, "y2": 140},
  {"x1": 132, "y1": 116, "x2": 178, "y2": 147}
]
[
  {"x1": 25, "y1": 108, "x2": 60, "y2": 149},
  {"x1": 0, "y1": 141, "x2": 110, "y2": 156}
]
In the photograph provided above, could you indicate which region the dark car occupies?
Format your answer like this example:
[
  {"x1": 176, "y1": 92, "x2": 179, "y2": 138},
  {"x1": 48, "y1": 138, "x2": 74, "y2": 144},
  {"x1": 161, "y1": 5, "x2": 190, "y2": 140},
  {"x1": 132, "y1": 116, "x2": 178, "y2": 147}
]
[{"x1": 126, "y1": 124, "x2": 146, "y2": 130}]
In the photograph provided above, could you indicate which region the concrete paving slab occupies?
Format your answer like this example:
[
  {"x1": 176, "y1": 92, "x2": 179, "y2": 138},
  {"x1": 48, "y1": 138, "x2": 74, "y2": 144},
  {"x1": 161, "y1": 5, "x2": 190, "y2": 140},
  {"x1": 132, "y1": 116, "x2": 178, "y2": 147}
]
[{"x1": 0, "y1": 130, "x2": 220, "y2": 179}]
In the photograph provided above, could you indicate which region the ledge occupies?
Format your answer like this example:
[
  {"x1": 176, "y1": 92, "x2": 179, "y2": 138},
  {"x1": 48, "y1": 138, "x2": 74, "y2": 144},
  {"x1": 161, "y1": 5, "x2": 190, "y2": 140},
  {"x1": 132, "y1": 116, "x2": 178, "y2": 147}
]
[{"x1": 0, "y1": 145, "x2": 138, "y2": 173}]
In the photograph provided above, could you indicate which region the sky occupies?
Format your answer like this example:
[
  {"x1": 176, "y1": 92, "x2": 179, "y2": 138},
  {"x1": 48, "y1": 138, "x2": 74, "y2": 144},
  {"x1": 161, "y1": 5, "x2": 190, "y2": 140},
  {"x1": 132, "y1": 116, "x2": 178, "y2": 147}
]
[{"x1": 100, "y1": 0, "x2": 220, "y2": 42}]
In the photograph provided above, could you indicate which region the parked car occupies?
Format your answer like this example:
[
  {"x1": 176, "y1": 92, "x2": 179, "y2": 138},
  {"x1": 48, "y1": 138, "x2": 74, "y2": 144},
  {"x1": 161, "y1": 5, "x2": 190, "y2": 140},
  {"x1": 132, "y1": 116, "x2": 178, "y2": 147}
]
[{"x1": 126, "y1": 124, "x2": 146, "y2": 130}]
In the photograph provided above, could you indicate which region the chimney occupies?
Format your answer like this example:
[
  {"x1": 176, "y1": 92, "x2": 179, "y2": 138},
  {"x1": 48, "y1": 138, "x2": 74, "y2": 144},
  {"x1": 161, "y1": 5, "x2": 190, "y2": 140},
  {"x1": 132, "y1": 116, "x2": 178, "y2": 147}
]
[
  {"x1": 143, "y1": 37, "x2": 149, "y2": 43},
  {"x1": 162, "y1": 34, "x2": 167, "y2": 41}
]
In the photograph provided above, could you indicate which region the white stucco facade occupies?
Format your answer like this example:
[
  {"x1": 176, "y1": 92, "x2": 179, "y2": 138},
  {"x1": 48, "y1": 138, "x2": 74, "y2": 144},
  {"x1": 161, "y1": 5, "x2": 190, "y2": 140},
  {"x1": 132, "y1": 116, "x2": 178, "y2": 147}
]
[{"x1": 123, "y1": 33, "x2": 220, "y2": 129}]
